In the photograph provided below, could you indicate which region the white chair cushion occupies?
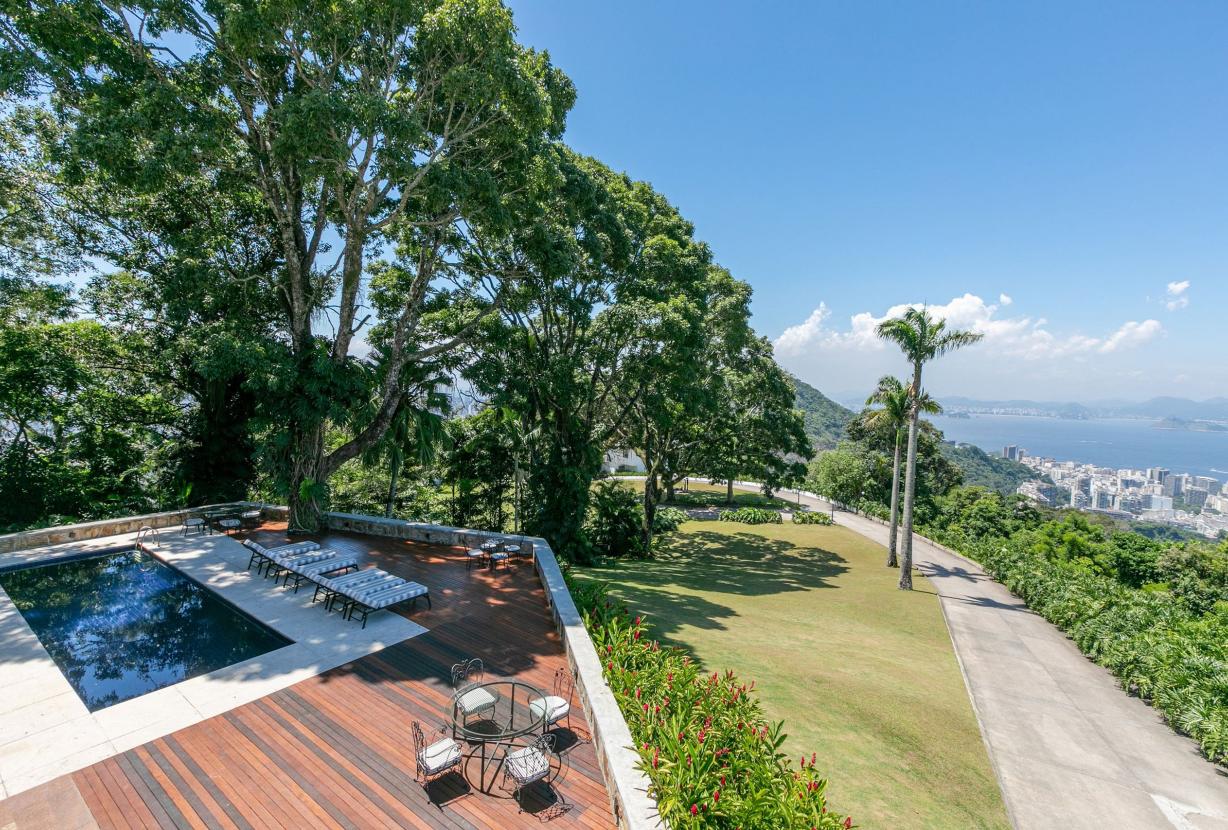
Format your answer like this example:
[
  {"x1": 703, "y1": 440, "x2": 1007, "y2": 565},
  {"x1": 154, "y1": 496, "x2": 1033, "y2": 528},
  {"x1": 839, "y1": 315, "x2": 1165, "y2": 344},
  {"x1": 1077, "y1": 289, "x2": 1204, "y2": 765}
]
[
  {"x1": 418, "y1": 737, "x2": 461, "y2": 775},
  {"x1": 505, "y1": 746, "x2": 550, "y2": 783},
  {"x1": 466, "y1": 548, "x2": 484, "y2": 557},
  {"x1": 457, "y1": 686, "x2": 496, "y2": 714},
  {"x1": 529, "y1": 695, "x2": 569, "y2": 723}
]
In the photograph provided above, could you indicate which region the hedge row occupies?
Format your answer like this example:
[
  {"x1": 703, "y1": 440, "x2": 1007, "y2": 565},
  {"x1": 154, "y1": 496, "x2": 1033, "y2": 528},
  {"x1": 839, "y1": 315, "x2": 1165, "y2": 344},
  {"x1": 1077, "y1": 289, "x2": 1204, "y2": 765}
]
[
  {"x1": 792, "y1": 510, "x2": 834, "y2": 526},
  {"x1": 571, "y1": 579, "x2": 852, "y2": 829},
  {"x1": 960, "y1": 535, "x2": 1228, "y2": 764},
  {"x1": 717, "y1": 507, "x2": 782, "y2": 525}
]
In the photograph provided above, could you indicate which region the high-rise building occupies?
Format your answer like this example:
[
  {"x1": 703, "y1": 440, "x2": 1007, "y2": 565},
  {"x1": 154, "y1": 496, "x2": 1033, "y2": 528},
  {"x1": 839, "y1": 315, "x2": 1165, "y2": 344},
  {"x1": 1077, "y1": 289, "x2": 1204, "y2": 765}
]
[
  {"x1": 1147, "y1": 467, "x2": 1170, "y2": 484},
  {"x1": 1193, "y1": 476, "x2": 1220, "y2": 493},
  {"x1": 1148, "y1": 494, "x2": 1173, "y2": 511},
  {"x1": 1186, "y1": 487, "x2": 1210, "y2": 508},
  {"x1": 1164, "y1": 474, "x2": 1187, "y2": 498},
  {"x1": 1003, "y1": 445, "x2": 1018, "y2": 461}
]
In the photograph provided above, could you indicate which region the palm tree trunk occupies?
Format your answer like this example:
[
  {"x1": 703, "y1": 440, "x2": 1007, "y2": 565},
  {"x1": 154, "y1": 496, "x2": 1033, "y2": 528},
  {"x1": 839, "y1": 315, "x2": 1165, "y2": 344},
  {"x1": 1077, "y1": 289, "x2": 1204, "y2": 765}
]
[
  {"x1": 886, "y1": 432, "x2": 901, "y2": 568},
  {"x1": 385, "y1": 453, "x2": 401, "y2": 518},
  {"x1": 899, "y1": 366, "x2": 923, "y2": 590}
]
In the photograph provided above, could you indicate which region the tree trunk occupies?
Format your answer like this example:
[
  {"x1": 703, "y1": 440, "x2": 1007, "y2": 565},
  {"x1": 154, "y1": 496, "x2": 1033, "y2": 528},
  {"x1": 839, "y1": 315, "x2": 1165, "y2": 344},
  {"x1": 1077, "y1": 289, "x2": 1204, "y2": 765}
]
[
  {"x1": 385, "y1": 453, "x2": 401, "y2": 518},
  {"x1": 727, "y1": 478, "x2": 734, "y2": 504},
  {"x1": 287, "y1": 418, "x2": 328, "y2": 533},
  {"x1": 664, "y1": 478, "x2": 676, "y2": 502},
  {"x1": 886, "y1": 432, "x2": 902, "y2": 568},
  {"x1": 641, "y1": 472, "x2": 659, "y2": 554},
  {"x1": 899, "y1": 365, "x2": 923, "y2": 590}
]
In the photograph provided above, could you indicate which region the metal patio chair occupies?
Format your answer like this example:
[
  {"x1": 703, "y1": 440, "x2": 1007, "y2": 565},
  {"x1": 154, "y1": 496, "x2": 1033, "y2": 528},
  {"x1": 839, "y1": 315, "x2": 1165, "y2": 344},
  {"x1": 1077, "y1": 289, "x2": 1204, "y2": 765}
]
[
  {"x1": 412, "y1": 721, "x2": 463, "y2": 785},
  {"x1": 502, "y1": 733, "x2": 559, "y2": 813},
  {"x1": 529, "y1": 666, "x2": 575, "y2": 735},
  {"x1": 451, "y1": 658, "x2": 498, "y2": 734}
]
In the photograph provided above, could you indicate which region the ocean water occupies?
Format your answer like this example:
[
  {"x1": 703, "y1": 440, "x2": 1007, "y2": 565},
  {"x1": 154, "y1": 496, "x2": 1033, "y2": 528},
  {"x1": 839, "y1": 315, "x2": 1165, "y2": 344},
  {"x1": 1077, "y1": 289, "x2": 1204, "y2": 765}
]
[{"x1": 929, "y1": 414, "x2": 1228, "y2": 482}]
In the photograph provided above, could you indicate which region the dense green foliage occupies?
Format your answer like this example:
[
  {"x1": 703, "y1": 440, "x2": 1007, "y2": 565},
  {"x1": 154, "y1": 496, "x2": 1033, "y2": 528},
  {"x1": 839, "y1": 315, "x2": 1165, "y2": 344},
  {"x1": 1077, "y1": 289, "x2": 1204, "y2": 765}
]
[
  {"x1": 791, "y1": 375, "x2": 853, "y2": 451},
  {"x1": 937, "y1": 443, "x2": 1040, "y2": 494},
  {"x1": 571, "y1": 579, "x2": 851, "y2": 829},
  {"x1": 717, "y1": 507, "x2": 782, "y2": 525},
  {"x1": 806, "y1": 447, "x2": 870, "y2": 509},
  {"x1": 792, "y1": 510, "x2": 834, "y2": 526},
  {"x1": 922, "y1": 486, "x2": 1228, "y2": 763},
  {"x1": 0, "y1": 1, "x2": 806, "y2": 549}
]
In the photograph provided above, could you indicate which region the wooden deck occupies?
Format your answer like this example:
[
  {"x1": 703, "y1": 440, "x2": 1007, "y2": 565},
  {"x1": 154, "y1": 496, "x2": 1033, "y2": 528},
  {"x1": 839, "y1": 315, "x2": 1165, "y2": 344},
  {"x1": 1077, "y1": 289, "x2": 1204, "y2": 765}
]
[{"x1": 1, "y1": 525, "x2": 616, "y2": 829}]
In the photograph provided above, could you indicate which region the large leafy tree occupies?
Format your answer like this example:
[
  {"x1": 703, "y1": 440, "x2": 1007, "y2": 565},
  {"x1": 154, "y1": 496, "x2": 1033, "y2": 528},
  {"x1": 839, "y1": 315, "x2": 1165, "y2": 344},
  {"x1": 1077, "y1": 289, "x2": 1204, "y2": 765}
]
[
  {"x1": 876, "y1": 308, "x2": 982, "y2": 589},
  {"x1": 466, "y1": 148, "x2": 712, "y2": 563},
  {"x1": 2, "y1": 0, "x2": 574, "y2": 529},
  {"x1": 698, "y1": 339, "x2": 813, "y2": 504},
  {"x1": 621, "y1": 266, "x2": 754, "y2": 551}
]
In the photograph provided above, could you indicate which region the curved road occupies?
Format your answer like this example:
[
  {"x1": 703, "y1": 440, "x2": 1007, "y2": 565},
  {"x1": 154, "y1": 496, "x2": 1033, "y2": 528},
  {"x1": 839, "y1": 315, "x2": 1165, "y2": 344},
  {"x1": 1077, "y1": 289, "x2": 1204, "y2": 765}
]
[{"x1": 678, "y1": 479, "x2": 1228, "y2": 829}]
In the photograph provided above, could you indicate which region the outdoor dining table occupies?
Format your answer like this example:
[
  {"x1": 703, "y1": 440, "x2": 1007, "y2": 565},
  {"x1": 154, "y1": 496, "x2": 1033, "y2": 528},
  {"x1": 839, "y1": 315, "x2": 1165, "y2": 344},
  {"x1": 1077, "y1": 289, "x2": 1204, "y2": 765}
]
[
  {"x1": 203, "y1": 507, "x2": 243, "y2": 534},
  {"x1": 450, "y1": 679, "x2": 548, "y2": 793}
]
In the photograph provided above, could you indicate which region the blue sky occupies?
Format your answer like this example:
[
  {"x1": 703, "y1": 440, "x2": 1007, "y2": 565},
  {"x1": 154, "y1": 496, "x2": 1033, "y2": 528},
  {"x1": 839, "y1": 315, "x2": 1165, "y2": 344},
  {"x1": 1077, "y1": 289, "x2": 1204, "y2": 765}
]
[{"x1": 507, "y1": 1, "x2": 1228, "y2": 402}]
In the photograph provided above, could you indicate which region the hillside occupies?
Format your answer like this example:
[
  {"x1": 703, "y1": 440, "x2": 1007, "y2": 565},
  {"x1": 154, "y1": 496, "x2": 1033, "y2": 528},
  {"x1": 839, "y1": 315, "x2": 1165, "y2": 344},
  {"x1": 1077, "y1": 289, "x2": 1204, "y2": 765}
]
[
  {"x1": 791, "y1": 374, "x2": 853, "y2": 450},
  {"x1": 939, "y1": 442, "x2": 1041, "y2": 494}
]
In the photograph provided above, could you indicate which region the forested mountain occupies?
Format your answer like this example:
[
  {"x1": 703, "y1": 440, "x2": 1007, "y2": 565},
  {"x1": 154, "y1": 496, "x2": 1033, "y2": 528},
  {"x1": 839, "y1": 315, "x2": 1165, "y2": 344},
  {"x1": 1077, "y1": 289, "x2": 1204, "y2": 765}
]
[
  {"x1": 791, "y1": 374, "x2": 854, "y2": 450},
  {"x1": 938, "y1": 442, "x2": 1040, "y2": 494}
]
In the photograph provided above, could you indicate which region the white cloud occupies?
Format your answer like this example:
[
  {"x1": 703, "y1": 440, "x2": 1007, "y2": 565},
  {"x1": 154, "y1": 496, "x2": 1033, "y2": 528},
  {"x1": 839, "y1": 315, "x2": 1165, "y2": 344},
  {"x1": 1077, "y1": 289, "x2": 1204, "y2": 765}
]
[
  {"x1": 1165, "y1": 280, "x2": 1190, "y2": 311},
  {"x1": 773, "y1": 304, "x2": 832, "y2": 357},
  {"x1": 1098, "y1": 319, "x2": 1163, "y2": 353},
  {"x1": 999, "y1": 293, "x2": 1013, "y2": 306},
  {"x1": 772, "y1": 293, "x2": 1168, "y2": 401},
  {"x1": 774, "y1": 293, "x2": 1163, "y2": 363}
]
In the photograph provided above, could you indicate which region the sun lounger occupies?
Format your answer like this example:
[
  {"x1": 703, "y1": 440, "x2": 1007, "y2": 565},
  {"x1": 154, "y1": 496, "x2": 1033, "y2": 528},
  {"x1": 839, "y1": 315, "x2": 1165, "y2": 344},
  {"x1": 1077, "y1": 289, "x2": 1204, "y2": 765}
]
[
  {"x1": 344, "y1": 581, "x2": 430, "y2": 628},
  {"x1": 262, "y1": 547, "x2": 337, "y2": 581},
  {"x1": 243, "y1": 539, "x2": 319, "y2": 572},
  {"x1": 279, "y1": 552, "x2": 360, "y2": 592},
  {"x1": 312, "y1": 569, "x2": 394, "y2": 610}
]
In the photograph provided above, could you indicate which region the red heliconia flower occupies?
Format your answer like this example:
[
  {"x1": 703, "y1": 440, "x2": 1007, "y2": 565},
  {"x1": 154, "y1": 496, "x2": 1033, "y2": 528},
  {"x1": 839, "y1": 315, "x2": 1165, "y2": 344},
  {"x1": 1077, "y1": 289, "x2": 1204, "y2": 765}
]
[
  {"x1": 844, "y1": 818, "x2": 853, "y2": 829},
  {"x1": 642, "y1": 703, "x2": 648, "y2": 712},
  {"x1": 720, "y1": 775, "x2": 726, "y2": 786},
  {"x1": 635, "y1": 616, "x2": 642, "y2": 625},
  {"x1": 811, "y1": 752, "x2": 816, "y2": 766},
  {"x1": 607, "y1": 661, "x2": 614, "y2": 671},
  {"x1": 634, "y1": 630, "x2": 642, "y2": 640},
  {"x1": 713, "y1": 789, "x2": 720, "y2": 803},
  {"x1": 690, "y1": 804, "x2": 698, "y2": 816},
  {"x1": 652, "y1": 748, "x2": 659, "y2": 768}
]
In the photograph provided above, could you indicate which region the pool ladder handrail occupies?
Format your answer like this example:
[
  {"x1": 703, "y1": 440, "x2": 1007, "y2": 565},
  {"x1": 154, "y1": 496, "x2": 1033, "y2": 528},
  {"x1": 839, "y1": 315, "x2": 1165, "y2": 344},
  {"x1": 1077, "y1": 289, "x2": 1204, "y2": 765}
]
[{"x1": 136, "y1": 525, "x2": 159, "y2": 548}]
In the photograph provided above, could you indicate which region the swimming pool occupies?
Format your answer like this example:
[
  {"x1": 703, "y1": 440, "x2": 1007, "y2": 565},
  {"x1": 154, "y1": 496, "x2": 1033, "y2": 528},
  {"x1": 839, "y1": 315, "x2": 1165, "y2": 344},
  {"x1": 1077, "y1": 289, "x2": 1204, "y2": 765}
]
[{"x1": 0, "y1": 549, "x2": 291, "y2": 711}]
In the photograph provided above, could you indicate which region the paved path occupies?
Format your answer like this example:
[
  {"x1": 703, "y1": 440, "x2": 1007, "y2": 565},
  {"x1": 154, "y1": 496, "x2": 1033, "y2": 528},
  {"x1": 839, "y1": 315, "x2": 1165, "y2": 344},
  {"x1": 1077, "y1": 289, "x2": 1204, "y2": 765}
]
[{"x1": 710, "y1": 480, "x2": 1228, "y2": 830}]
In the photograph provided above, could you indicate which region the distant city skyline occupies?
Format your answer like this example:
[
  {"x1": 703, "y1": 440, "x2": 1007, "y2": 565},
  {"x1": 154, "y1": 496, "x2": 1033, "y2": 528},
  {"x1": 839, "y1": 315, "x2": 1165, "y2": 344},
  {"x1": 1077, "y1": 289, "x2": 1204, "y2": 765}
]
[{"x1": 507, "y1": 1, "x2": 1228, "y2": 401}]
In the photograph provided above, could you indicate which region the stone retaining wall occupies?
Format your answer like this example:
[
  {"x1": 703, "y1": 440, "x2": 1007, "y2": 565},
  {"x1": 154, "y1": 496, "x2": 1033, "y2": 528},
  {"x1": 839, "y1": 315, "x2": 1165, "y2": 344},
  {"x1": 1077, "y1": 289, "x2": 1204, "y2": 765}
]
[{"x1": 0, "y1": 502, "x2": 261, "y2": 554}]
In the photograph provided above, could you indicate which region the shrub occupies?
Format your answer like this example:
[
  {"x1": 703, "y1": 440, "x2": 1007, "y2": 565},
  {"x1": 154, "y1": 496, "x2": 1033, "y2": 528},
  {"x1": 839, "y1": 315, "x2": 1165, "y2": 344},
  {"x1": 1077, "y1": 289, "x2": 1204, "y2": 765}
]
[
  {"x1": 718, "y1": 507, "x2": 782, "y2": 525},
  {"x1": 792, "y1": 510, "x2": 833, "y2": 526},
  {"x1": 574, "y1": 579, "x2": 852, "y2": 829},
  {"x1": 653, "y1": 506, "x2": 689, "y2": 533},
  {"x1": 587, "y1": 479, "x2": 647, "y2": 558}
]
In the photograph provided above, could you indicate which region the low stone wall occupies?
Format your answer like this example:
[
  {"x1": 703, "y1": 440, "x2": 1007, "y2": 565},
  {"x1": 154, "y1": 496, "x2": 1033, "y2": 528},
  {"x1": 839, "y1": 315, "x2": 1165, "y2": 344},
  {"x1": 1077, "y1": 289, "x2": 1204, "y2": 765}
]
[
  {"x1": 0, "y1": 502, "x2": 261, "y2": 554},
  {"x1": 305, "y1": 510, "x2": 659, "y2": 829}
]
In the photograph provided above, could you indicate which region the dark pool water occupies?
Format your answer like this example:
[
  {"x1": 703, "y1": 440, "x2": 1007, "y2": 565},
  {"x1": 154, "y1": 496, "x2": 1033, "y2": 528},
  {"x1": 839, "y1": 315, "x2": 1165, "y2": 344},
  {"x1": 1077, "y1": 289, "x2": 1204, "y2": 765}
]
[{"x1": 0, "y1": 550, "x2": 291, "y2": 711}]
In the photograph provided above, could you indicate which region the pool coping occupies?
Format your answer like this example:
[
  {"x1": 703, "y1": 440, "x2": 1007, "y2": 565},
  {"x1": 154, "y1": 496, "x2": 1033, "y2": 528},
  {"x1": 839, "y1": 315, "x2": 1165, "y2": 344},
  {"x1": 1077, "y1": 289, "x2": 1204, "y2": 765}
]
[{"x1": 0, "y1": 528, "x2": 427, "y2": 798}]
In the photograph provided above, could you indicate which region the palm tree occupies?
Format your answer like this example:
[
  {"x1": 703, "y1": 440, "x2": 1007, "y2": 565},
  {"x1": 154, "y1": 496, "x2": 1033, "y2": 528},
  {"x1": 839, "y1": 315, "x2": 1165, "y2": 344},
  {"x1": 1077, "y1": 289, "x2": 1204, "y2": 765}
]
[
  {"x1": 864, "y1": 376, "x2": 941, "y2": 568},
  {"x1": 876, "y1": 308, "x2": 983, "y2": 589}
]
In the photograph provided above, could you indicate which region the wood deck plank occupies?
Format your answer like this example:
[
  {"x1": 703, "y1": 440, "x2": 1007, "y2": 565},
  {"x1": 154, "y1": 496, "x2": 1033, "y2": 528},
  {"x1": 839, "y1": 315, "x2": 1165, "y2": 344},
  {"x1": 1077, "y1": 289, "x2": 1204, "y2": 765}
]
[{"x1": 6, "y1": 526, "x2": 616, "y2": 829}]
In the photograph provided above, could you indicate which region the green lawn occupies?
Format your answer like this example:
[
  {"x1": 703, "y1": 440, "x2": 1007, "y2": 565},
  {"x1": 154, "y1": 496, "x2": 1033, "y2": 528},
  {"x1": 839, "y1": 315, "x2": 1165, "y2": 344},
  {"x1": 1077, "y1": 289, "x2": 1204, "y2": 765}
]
[{"x1": 574, "y1": 518, "x2": 1009, "y2": 829}]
